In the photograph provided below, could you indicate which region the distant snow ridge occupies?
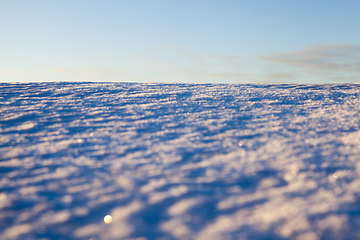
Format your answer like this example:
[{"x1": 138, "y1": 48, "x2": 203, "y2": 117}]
[{"x1": 1, "y1": 82, "x2": 360, "y2": 240}]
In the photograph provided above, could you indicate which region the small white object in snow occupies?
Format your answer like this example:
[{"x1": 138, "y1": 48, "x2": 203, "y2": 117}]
[{"x1": 104, "y1": 215, "x2": 112, "y2": 224}]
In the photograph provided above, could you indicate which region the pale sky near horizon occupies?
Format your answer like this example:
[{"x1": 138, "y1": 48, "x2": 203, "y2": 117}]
[{"x1": 1, "y1": 0, "x2": 360, "y2": 83}]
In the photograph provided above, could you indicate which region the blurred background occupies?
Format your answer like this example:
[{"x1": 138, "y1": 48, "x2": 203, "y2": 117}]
[{"x1": 1, "y1": 0, "x2": 359, "y2": 83}]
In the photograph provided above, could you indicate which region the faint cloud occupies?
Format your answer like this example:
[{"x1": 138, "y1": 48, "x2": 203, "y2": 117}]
[
  {"x1": 173, "y1": 44, "x2": 240, "y2": 64},
  {"x1": 209, "y1": 73, "x2": 244, "y2": 78},
  {"x1": 48, "y1": 67, "x2": 124, "y2": 81},
  {"x1": 265, "y1": 73, "x2": 294, "y2": 79},
  {"x1": 52, "y1": 67, "x2": 69, "y2": 74},
  {"x1": 81, "y1": 68, "x2": 123, "y2": 77},
  {"x1": 179, "y1": 49, "x2": 248, "y2": 82},
  {"x1": 2, "y1": 71, "x2": 17, "y2": 76},
  {"x1": 258, "y1": 45, "x2": 360, "y2": 73},
  {"x1": 195, "y1": 53, "x2": 240, "y2": 64}
]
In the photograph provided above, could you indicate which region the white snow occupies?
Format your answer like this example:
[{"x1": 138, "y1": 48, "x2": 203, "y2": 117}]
[{"x1": 1, "y1": 82, "x2": 360, "y2": 239}]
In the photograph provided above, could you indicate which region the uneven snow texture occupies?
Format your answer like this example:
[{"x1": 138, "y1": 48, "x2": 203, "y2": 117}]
[{"x1": 1, "y1": 82, "x2": 360, "y2": 240}]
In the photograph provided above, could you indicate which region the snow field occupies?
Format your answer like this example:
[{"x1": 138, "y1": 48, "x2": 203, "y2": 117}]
[{"x1": 1, "y1": 83, "x2": 360, "y2": 239}]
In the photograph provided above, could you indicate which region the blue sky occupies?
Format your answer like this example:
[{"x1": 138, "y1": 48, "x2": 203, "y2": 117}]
[{"x1": 1, "y1": 0, "x2": 359, "y2": 83}]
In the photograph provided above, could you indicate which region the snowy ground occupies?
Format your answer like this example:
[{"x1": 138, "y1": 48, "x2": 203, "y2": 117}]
[{"x1": 1, "y1": 82, "x2": 360, "y2": 240}]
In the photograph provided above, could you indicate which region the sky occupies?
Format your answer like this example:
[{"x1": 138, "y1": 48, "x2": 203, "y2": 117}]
[{"x1": 1, "y1": 0, "x2": 360, "y2": 84}]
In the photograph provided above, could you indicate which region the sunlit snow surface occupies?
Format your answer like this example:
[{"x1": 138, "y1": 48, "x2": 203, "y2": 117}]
[{"x1": 1, "y1": 82, "x2": 360, "y2": 240}]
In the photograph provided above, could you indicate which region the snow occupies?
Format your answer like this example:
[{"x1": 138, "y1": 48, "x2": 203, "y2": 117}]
[{"x1": 1, "y1": 82, "x2": 360, "y2": 239}]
